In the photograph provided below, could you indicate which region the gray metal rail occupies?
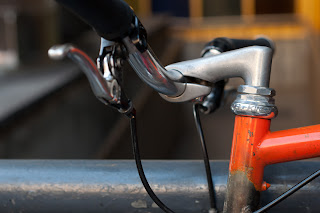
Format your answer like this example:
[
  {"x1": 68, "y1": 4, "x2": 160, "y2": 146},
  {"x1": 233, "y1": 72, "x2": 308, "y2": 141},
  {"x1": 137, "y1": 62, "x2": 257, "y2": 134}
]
[{"x1": 0, "y1": 160, "x2": 318, "y2": 212}]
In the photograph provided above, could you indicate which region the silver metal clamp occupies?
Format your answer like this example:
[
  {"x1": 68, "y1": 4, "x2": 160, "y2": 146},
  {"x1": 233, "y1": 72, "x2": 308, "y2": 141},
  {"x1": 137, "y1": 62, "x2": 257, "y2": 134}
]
[{"x1": 231, "y1": 85, "x2": 278, "y2": 118}]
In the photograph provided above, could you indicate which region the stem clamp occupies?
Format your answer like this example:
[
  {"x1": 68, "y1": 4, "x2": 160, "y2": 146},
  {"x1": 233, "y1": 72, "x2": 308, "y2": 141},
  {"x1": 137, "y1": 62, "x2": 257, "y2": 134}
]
[{"x1": 231, "y1": 85, "x2": 278, "y2": 118}]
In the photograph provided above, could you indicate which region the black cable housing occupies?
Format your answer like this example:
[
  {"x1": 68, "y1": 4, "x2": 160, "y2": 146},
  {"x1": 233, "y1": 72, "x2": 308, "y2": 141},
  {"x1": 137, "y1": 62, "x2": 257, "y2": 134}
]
[
  {"x1": 254, "y1": 169, "x2": 320, "y2": 213},
  {"x1": 128, "y1": 109, "x2": 175, "y2": 213},
  {"x1": 193, "y1": 104, "x2": 217, "y2": 211}
]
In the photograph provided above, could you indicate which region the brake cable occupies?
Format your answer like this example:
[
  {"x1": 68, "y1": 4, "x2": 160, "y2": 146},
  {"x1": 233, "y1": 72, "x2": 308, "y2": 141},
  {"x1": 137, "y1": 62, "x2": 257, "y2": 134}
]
[
  {"x1": 128, "y1": 108, "x2": 175, "y2": 213},
  {"x1": 254, "y1": 169, "x2": 320, "y2": 213},
  {"x1": 193, "y1": 104, "x2": 218, "y2": 213},
  {"x1": 129, "y1": 105, "x2": 220, "y2": 213}
]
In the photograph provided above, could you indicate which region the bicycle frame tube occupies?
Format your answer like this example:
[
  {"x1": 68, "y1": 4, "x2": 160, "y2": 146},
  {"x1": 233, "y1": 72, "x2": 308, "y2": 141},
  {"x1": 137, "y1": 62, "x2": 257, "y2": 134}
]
[{"x1": 224, "y1": 115, "x2": 320, "y2": 212}]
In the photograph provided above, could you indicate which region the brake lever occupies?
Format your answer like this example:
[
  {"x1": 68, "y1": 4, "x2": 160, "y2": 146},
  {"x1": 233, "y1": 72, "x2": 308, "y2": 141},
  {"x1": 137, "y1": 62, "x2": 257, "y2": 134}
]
[{"x1": 48, "y1": 43, "x2": 133, "y2": 115}]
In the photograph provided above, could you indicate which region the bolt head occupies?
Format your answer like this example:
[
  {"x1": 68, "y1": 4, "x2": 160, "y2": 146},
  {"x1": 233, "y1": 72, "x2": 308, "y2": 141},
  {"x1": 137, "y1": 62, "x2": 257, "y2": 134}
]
[{"x1": 238, "y1": 85, "x2": 275, "y2": 96}]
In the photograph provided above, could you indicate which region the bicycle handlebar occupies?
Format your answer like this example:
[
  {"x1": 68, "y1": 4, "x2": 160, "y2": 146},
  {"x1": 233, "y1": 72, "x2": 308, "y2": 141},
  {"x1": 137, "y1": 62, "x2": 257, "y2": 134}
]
[
  {"x1": 54, "y1": 0, "x2": 275, "y2": 102},
  {"x1": 205, "y1": 37, "x2": 275, "y2": 53},
  {"x1": 55, "y1": 0, "x2": 134, "y2": 41}
]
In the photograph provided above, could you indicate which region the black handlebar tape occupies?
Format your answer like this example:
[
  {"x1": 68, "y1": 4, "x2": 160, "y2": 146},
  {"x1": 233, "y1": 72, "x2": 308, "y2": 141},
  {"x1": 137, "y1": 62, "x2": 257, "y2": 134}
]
[
  {"x1": 55, "y1": 0, "x2": 134, "y2": 41},
  {"x1": 207, "y1": 37, "x2": 275, "y2": 53}
]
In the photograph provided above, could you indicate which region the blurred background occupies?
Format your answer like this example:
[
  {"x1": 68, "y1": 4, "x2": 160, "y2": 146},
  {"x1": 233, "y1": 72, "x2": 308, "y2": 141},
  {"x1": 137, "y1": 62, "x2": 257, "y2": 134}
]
[{"x1": 0, "y1": 0, "x2": 319, "y2": 160}]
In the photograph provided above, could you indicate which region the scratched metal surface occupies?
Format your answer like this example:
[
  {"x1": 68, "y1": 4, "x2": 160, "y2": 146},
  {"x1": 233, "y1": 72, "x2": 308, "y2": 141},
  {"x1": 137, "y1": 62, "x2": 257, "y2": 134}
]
[{"x1": 0, "y1": 160, "x2": 318, "y2": 212}]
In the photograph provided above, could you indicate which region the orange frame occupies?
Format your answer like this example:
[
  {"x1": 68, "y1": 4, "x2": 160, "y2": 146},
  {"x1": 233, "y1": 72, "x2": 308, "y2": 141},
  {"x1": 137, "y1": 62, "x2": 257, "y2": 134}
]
[
  {"x1": 230, "y1": 115, "x2": 320, "y2": 191},
  {"x1": 224, "y1": 115, "x2": 320, "y2": 211}
]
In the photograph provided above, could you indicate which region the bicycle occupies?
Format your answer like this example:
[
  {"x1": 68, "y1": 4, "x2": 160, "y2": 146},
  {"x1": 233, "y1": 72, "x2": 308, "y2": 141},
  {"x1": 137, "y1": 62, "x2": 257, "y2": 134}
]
[{"x1": 41, "y1": 0, "x2": 320, "y2": 212}]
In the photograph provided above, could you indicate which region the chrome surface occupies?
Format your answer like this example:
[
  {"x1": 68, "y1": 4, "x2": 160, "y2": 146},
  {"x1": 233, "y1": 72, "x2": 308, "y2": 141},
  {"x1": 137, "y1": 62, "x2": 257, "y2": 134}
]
[
  {"x1": 201, "y1": 46, "x2": 222, "y2": 57},
  {"x1": 237, "y1": 85, "x2": 275, "y2": 96},
  {"x1": 159, "y1": 83, "x2": 211, "y2": 103},
  {"x1": 199, "y1": 47, "x2": 224, "y2": 114},
  {"x1": 48, "y1": 44, "x2": 133, "y2": 115},
  {"x1": 122, "y1": 37, "x2": 186, "y2": 97},
  {"x1": 48, "y1": 44, "x2": 73, "y2": 60},
  {"x1": 231, "y1": 85, "x2": 277, "y2": 118},
  {"x1": 48, "y1": 44, "x2": 116, "y2": 104},
  {"x1": 166, "y1": 46, "x2": 273, "y2": 88},
  {"x1": 102, "y1": 56, "x2": 114, "y2": 81},
  {"x1": 123, "y1": 39, "x2": 273, "y2": 103},
  {"x1": 99, "y1": 38, "x2": 114, "y2": 55},
  {"x1": 0, "y1": 160, "x2": 319, "y2": 212}
]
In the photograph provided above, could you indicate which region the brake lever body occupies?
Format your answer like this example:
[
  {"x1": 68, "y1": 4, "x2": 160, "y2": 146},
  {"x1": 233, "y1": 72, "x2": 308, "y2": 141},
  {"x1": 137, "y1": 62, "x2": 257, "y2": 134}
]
[{"x1": 48, "y1": 43, "x2": 132, "y2": 115}]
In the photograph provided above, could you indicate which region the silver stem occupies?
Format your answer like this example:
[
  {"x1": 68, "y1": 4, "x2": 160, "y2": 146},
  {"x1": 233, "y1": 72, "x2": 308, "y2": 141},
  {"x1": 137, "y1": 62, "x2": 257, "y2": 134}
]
[{"x1": 166, "y1": 46, "x2": 273, "y2": 88}]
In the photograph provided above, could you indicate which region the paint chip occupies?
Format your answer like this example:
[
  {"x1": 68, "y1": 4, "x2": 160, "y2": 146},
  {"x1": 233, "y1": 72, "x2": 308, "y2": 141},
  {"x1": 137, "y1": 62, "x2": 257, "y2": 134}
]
[
  {"x1": 10, "y1": 199, "x2": 15, "y2": 205},
  {"x1": 151, "y1": 202, "x2": 159, "y2": 208},
  {"x1": 131, "y1": 200, "x2": 147, "y2": 208}
]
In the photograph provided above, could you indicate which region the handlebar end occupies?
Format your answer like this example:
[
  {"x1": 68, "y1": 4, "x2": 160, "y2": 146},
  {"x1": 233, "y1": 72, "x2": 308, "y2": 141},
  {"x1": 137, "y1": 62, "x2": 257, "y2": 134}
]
[{"x1": 48, "y1": 44, "x2": 73, "y2": 60}]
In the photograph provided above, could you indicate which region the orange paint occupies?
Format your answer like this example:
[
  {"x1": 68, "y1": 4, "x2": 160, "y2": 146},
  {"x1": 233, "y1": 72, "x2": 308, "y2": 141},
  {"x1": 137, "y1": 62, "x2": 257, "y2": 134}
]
[
  {"x1": 230, "y1": 115, "x2": 320, "y2": 191},
  {"x1": 259, "y1": 125, "x2": 320, "y2": 165},
  {"x1": 229, "y1": 116, "x2": 270, "y2": 191}
]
